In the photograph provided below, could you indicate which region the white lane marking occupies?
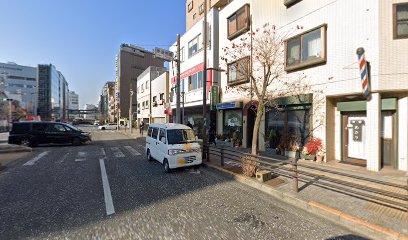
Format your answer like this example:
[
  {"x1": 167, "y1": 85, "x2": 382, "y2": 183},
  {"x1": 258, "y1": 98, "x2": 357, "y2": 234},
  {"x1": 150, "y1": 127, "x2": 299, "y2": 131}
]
[
  {"x1": 99, "y1": 158, "x2": 115, "y2": 216},
  {"x1": 23, "y1": 151, "x2": 50, "y2": 166},
  {"x1": 75, "y1": 151, "x2": 86, "y2": 162},
  {"x1": 137, "y1": 144, "x2": 146, "y2": 150},
  {"x1": 78, "y1": 152, "x2": 86, "y2": 157},
  {"x1": 110, "y1": 147, "x2": 125, "y2": 158},
  {"x1": 100, "y1": 148, "x2": 106, "y2": 156},
  {"x1": 124, "y1": 146, "x2": 141, "y2": 156},
  {"x1": 56, "y1": 152, "x2": 70, "y2": 164},
  {"x1": 75, "y1": 159, "x2": 86, "y2": 162}
]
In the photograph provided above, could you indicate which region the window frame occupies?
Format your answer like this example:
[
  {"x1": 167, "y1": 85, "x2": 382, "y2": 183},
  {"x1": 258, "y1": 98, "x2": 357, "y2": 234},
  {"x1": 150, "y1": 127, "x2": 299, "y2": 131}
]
[
  {"x1": 188, "y1": 34, "x2": 202, "y2": 58},
  {"x1": 199, "y1": 3, "x2": 204, "y2": 14},
  {"x1": 393, "y1": 3, "x2": 408, "y2": 39},
  {"x1": 227, "y1": 4, "x2": 250, "y2": 40},
  {"x1": 188, "y1": 1, "x2": 193, "y2": 12},
  {"x1": 284, "y1": 24, "x2": 327, "y2": 72},
  {"x1": 227, "y1": 56, "x2": 250, "y2": 86}
]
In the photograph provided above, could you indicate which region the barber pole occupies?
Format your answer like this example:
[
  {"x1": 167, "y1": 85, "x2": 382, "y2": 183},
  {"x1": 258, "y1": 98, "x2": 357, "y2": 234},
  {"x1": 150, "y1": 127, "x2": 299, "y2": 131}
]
[{"x1": 356, "y1": 48, "x2": 369, "y2": 97}]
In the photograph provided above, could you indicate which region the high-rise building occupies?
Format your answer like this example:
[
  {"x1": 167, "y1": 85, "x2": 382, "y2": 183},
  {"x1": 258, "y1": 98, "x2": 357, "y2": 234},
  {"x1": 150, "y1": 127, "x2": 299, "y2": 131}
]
[
  {"x1": 115, "y1": 44, "x2": 165, "y2": 120},
  {"x1": 0, "y1": 62, "x2": 37, "y2": 115},
  {"x1": 99, "y1": 82, "x2": 114, "y2": 121},
  {"x1": 37, "y1": 64, "x2": 69, "y2": 120},
  {"x1": 68, "y1": 91, "x2": 79, "y2": 111}
]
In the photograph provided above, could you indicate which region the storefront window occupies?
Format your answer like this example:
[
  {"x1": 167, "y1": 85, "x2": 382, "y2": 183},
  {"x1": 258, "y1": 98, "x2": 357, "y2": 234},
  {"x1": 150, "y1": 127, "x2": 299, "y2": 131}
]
[
  {"x1": 288, "y1": 110, "x2": 310, "y2": 146},
  {"x1": 266, "y1": 110, "x2": 285, "y2": 148},
  {"x1": 223, "y1": 109, "x2": 243, "y2": 139}
]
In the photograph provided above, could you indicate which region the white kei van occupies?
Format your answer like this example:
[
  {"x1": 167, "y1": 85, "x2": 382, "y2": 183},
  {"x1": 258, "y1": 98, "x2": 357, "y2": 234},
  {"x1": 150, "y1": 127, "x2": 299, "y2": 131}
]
[{"x1": 146, "y1": 123, "x2": 202, "y2": 172}]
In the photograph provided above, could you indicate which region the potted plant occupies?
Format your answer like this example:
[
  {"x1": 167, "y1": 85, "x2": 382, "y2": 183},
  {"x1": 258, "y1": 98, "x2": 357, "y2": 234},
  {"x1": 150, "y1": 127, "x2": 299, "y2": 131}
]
[
  {"x1": 316, "y1": 149, "x2": 325, "y2": 162},
  {"x1": 285, "y1": 140, "x2": 300, "y2": 159},
  {"x1": 302, "y1": 137, "x2": 322, "y2": 161}
]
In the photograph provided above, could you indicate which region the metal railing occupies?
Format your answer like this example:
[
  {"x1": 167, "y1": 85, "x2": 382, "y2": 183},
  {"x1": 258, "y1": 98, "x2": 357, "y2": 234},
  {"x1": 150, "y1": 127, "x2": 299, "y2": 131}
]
[{"x1": 203, "y1": 145, "x2": 408, "y2": 211}]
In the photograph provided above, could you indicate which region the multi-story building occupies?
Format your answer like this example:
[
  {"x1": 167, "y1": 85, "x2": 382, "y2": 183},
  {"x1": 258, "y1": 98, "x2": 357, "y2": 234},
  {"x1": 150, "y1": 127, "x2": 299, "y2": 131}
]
[
  {"x1": 136, "y1": 66, "x2": 168, "y2": 125},
  {"x1": 99, "y1": 82, "x2": 114, "y2": 122},
  {"x1": 186, "y1": 0, "x2": 232, "y2": 31},
  {"x1": 115, "y1": 44, "x2": 165, "y2": 120},
  {"x1": 83, "y1": 104, "x2": 98, "y2": 120},
  {"x1": 0, "y1": 62, "x2": 37, "y2": 115},
  {"x1": 37, "y1": 64, "x2": 69, "y2": 120},
  {"x1": 68, "y1": 91, "x2": 79, "y2": 111},
  {"x1": 217, "y1": 0, "x2": 408, "y2": 172},
  {"x1": 169, "y1": 1, "x2": 231, "y2": 138}
]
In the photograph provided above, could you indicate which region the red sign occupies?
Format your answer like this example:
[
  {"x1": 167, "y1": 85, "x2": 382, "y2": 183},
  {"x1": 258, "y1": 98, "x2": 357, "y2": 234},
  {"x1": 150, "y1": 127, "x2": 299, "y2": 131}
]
[{"x1": 171, "y1": 62, "x2": 212, "y2": 92}]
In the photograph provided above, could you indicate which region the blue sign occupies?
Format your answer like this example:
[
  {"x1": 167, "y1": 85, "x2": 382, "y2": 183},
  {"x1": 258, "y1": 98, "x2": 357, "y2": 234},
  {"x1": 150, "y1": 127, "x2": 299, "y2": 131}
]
[{"x1": 216, "y1": 102, "x2": 241, "y2": 110}]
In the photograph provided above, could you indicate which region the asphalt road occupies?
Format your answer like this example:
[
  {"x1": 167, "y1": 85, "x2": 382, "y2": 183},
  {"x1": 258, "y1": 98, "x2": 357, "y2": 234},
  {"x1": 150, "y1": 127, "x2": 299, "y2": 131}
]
[{"x1": 0, "y1": 126, "x2": 367, "y2": 240}]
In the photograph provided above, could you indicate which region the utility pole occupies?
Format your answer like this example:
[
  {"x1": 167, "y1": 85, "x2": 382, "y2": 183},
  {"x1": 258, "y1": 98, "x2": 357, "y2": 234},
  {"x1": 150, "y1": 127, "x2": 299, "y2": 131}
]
[
  {"x1": 129, "y1": 87, "x2": 134, "y2": 133},
  {"x1": 181, "y1": 92, "x2": 185, "y2": 123},
  {"x1": 202, "y1": 0, "x2": 208, "y2": 160},
  {"x1": 8, "y1": 99, "x2": 12, "y2": 131},
  {"x1": 176, "y1": 34, "x2": 181, "y2": 124}
]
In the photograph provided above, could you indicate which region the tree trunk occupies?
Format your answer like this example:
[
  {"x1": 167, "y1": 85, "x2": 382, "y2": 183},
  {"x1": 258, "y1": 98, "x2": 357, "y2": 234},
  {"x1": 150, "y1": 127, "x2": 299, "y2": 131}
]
[{"x1": 251, "y1": 101, "x2": 264, "y2": 155}]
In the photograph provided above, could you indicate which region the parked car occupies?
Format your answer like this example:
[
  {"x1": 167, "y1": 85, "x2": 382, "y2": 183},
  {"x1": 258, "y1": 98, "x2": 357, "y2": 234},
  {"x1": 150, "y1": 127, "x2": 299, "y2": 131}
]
[
  {"x1": 98, "y1": 123, "x2": 118, "y2": 130},
  {"x1": 8, "y1": 122, "x2": 91, "y2": 147},
  {"x1": 146, "y1": 123, "x2": 202, "y2": 173},
  {"x1": 93, "y1": 120, "x2": 101, "y2": 126}
]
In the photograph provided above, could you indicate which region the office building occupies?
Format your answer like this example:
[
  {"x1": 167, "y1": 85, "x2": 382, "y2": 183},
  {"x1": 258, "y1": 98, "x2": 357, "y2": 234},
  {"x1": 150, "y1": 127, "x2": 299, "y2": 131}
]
[
  {"x1": 115, "y1": 44, "x2": 165, "y2": 120},
  {"x1": 68, "y1": 91, "x2": 79, "y2": 111}
]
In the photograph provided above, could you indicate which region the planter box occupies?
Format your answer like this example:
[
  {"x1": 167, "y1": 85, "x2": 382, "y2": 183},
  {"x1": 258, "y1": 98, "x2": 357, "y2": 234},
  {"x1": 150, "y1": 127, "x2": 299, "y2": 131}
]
[
  {"x1": 285, "y1": 150, "x2": 300, "y2": 159},
  {"x1": 266, "y1": 148, "x2": 278, "y2": 155},
  {"x1": 301, "y1": 154, "x2": 316, "y2": 161}
]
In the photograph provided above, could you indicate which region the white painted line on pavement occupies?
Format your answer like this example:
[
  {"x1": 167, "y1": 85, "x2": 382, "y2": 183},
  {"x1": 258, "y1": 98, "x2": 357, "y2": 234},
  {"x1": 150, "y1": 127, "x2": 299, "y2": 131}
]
[
  {"x1": 56, "y1": 152, "x2": 70, "y2": 164},
  {"x1": 75, "y1": 159, "x2": 86, "y2": 162},
  {"x1": 99, "y1": 158, "x2": 115, "y2": 216},
  {"x1": 77, "y1": 152, "x2": 86, "y2": 157},
  {"x1": 23, "y1": 151, "x2": 50, "y2": 166},
  {"x1": 100, "y1": 148, "x2": 106, "y2": 156},
  {"x1": 124, "y1": 146, "x2": 141, "y2": 156},
  {"x1": 137, "y1": 144, "x2": 146, "y2": 150},
  {"x1": 110, "y1": 147, "x2": 125, "y2": 158}
]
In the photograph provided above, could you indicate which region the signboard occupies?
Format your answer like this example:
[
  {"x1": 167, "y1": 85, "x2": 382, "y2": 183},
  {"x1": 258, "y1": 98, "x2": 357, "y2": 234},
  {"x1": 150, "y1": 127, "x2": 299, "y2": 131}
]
[
  {"x1": 210, "y1": 86, "x2": 219, "y2": 110},
  {"x1": 171, "y1": 63, "x2": 204, "y2": 84},
  {"x1": 154, "y1": 47, "x2": 174, "y2": 62},
  {"x1": 350, "y1": 119, "x2": 364, "y2": 142},
  {"x1": 216, "y1": 101, "x2": 242, "y2": 110}
]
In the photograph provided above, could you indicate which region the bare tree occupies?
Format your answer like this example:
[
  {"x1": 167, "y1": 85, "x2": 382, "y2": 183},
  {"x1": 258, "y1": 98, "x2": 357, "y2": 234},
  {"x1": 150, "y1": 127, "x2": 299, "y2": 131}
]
[{"x1": 221, "y1": 23, "x2": 324, "y2": 155}]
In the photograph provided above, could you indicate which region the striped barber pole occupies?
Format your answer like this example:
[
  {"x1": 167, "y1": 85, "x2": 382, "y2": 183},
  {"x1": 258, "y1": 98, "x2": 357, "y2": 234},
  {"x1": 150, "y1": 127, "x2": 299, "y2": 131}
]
[{"x1": 356, "y1": 47, "x2": 369, "y2": 97}]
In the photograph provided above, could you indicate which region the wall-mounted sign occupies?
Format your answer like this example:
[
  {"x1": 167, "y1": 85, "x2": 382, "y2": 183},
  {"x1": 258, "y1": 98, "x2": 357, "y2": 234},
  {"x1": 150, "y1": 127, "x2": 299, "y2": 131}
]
[
  {"x1": 210, "y1": 86, "x2": 219, "y2": 110},
  {"x1": 216, "y1": 101, "x2": 242, "y2": 110},
  {"x1": 154, "y1": 47, "x2": 174, "y2": 62},
  {"x1": 350, "y1": 119, "x2": 365, "y2": 142}
]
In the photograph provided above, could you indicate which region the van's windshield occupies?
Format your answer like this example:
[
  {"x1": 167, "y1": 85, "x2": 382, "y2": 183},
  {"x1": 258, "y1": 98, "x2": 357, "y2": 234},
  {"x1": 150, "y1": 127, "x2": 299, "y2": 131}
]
[{"x1": 167, "y1": 129, "x2": 196, "y2": 144}]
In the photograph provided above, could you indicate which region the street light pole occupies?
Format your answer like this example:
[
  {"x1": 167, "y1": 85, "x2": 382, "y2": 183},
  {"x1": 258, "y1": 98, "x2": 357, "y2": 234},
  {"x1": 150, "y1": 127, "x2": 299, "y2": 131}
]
[
  {"x1": 202, "y1": 0, "x2": 208, "y2": 160},
  {"x1": 129, "y1": 88, "x2": 134, "y2": 133}
]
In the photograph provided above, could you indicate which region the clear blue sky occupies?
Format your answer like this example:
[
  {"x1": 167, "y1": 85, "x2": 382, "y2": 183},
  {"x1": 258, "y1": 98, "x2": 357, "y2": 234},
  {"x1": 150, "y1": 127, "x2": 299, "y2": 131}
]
[{"x1": 0, "y1": 0, "x2": 186, "y2": 107}]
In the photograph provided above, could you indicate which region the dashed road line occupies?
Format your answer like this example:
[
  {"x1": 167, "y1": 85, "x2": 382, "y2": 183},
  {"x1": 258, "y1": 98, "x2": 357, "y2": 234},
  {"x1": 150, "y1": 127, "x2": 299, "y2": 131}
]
[
  {"x1": 100, "y1": 148, "x2": 106, "y2": 156},
  {"x1": 75, "y1": 151, "x2": 86, "y2": 162},
  {"x1": 124, "y1": 146, "x2": 141, "y2": 156},
  {"x1": 56, "y1": 152, "x2": 70, "y2": 164},
  {"x1": 23, "y1": 151, "x2": 50, "y2": 166},
  {"x1": 99, "y1": 158, "x2": 115, "y2": 216},
  {"x1": 110, "y1": 147, "x2": 125, "y2": 158}
]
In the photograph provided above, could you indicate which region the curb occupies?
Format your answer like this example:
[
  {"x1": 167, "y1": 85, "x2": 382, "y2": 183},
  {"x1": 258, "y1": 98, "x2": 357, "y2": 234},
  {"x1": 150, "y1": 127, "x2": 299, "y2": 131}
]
[
  {"x1": 205, "y1": 163, "x2": 407, "y2": 240},
  {"x1": 0, "y1": 145, "x2": 32, "y2": 154}
]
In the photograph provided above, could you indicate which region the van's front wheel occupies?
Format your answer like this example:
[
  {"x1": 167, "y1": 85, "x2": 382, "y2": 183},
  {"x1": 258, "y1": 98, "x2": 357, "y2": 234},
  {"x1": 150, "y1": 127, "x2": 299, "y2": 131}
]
[{"x1": 163, "y1": 159, "x2": 171, "y2": 173}]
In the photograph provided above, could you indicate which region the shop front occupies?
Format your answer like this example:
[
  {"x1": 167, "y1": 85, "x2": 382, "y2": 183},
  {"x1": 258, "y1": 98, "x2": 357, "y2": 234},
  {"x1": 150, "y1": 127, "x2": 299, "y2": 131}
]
[{"x1": 216, "y1": 102, "x2": 243, "y2": 144}]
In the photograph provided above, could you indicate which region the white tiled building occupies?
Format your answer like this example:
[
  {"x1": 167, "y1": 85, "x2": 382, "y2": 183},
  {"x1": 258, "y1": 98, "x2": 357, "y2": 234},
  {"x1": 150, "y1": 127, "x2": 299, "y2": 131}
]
[{"x1": 217, "y1": 0, "x2": 408, "y2": 172}]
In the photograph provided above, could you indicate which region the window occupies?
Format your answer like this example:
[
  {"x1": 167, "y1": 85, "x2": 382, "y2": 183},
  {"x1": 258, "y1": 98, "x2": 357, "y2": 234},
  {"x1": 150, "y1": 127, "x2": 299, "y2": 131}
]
[
  {"x1": 227, "y1": 4, "x2": 250, "y2": 40},
  {"x1": 137, "y1": 87, "x2": 139, "y2": 94},
  {"x1": 153, "y1": 96, "x2": 157, "y2": 106},
  {"x1": 394, "y1": 3, "x2": 408, "y2": 39},
  {"x1": 159, "y1": 93, "x2": 164, "y2": 101},
  {"x1": 148, "y1": 127, "x2": 153, "y2": 137},
  {"x1": 152, "y1": 128, "x2": 159, "y2": 139},
  {"x1": 188, "y1": 34, "x2": 202, "y2": 58},
  {"x1": 285, "y1": 25, "x2": 327, "y2": 71},
  {"x1": 159, "y1": 129, "x2": 166, "y2": 143},
  {"x1": 167, "y1": 129, "x2": 196, "y2": 144},
  {"x1": 180, "y1": 47, "x2": 185, "y2": 62},
  {"x1": 193, "y1": 13, "x2": 197, "y2": 20},
  {"x1": 188, "y1": 1, "x2": 193, "y2": 12},
  {"x1": 284, "y1": 0, "x2": 302, "y2": 8},
  {"x1": 145, "y1": 81, "x2": 149, "y2": 89},
  {"x1": 199, "y1": 3, "x2": 204, "y2": 14},
  {"x1": 227, "y1": 57, "x2": 250, "y2": 86},
  {"x1": 188, "y1": 71, "x2": 203, "y2": 91}
]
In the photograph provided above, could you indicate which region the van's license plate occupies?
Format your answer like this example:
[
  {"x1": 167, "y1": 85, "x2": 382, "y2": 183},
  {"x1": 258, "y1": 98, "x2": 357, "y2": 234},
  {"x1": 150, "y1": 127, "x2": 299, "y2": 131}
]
[{"x1": 177, "y1": 159, "x2": 186, "y2": 164}]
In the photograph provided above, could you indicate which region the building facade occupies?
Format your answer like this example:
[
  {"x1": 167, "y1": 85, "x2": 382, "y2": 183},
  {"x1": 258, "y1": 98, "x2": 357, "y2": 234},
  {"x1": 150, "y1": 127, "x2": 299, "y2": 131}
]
[
  {"x1": 136, "y1": 67, "x2": 168, "y2": 125},
  {"x1": 83, "y1": 104, "x2": 98, "y2": 120},
  {"x1": 0, "y1": 62, "x2": 37, "y2": 116},
  {"x1": 37, "y1": 64, "x2": 69, "y2": 120},
  {"x1": 115, "y1": 44, "x2": 165, "y2": 120},
  {"x1": 186, "y1": 0, "x2": 232, "y2": 31},
  {"x1": 169, "y1": 6, "x2": 222, "y2": 138},
  {"x1": 216, "y1": 0, "x2": 408, "y2": 172},
  {"x1": 99, "y1": 82, "x2": 114, "y2": 122},
  {"x1": 68, "y1": 91, "x2": 79, "y2": 111}
]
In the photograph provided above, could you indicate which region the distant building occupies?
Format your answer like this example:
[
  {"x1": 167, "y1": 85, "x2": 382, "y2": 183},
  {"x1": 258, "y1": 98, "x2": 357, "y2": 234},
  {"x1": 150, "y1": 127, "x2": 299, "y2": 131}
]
[
  {"x1": 37, "y1": 64, "x2": 69, "y2": 120},
  {"x1": 68, "y1": 91, "x2": 79, "y2": 111},
  {"x1": 115, "y1": 44, "x2": 165, "y2": 120},
  {"x1": 99, "y1": 82, "x2": 114, "y2": 122},
  {"x1": 0, "y1": 62, "x2": 37, "y2": 115},
  {"x1": 83, "y1": 104, "x2": 97, "y2": 120}
]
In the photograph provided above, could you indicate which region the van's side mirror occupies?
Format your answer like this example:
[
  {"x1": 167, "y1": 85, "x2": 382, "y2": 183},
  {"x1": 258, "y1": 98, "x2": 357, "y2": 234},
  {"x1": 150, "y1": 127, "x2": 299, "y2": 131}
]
[{"x1": 161, "y1": 137, "x2": 166, "y2": 143}]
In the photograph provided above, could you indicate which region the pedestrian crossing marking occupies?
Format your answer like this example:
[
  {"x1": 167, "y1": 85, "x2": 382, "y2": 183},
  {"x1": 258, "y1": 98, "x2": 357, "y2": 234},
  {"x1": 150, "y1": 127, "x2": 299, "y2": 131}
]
[
  {"x1": 124, "y1": 146, "x2": 141, "y2": 156},
  {"x1": 110, "y1": 147, "x2": 125, "y2": 158},
  {"x1": 23, "y1": 151, "x2": 50, "y2": 166}
]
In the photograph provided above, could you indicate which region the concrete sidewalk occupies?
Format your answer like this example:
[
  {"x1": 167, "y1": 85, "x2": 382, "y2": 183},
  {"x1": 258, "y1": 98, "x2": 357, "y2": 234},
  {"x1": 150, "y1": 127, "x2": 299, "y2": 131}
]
[
  {"x1": 118, "y1": 128, "x2": 144, "y2": 139},
  {"x1": 206, "y1": 147, "x2": 408, "y2": 240}
]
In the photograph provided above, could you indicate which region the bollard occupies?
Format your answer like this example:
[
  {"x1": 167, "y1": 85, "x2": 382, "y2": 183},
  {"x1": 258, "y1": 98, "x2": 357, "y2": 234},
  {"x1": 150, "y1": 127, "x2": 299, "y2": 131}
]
[
  {"x1": 292, "y1": 158, "x2": 299, "y2": 193},
  {"x1": 221, "y1": 148, "x2": 224, "y2": 167}
]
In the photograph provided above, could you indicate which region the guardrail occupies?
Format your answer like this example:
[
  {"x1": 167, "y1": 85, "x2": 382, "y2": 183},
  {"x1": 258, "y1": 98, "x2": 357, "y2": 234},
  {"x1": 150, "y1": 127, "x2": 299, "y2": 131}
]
[{"x1": 203, "y1": 145, "x2": 408, "y2": 211}]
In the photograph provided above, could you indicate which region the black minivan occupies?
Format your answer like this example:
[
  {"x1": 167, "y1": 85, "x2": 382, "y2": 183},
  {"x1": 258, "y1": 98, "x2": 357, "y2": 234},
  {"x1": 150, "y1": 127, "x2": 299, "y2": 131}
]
[{"x1": 8, "y1": 122, "x2": 91, "y2": 147}]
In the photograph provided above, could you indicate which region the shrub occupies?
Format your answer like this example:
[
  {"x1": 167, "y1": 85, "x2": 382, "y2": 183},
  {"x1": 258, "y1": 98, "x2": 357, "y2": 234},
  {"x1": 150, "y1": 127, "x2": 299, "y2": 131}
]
[
  {"x1": 241, "y1": 154, "x2": 258, "y2": 177},
  {"x1": 304, "y1": 137, "x2": 323, "y2": 155}
]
